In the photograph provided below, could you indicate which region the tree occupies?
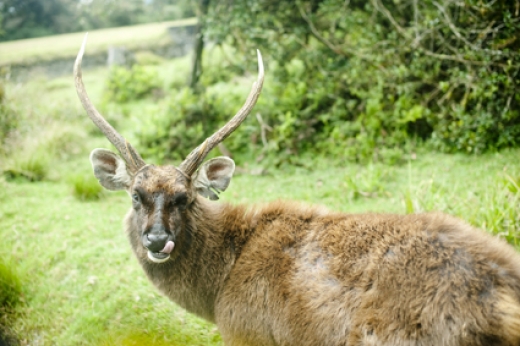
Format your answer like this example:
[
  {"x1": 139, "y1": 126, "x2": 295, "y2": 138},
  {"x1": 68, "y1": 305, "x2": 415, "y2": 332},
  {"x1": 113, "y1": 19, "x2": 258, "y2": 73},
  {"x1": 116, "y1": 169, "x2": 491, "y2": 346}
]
[
  {"x1": 0, "y1": 0, "x2": 196, "y2": 41},
  {"x1": 189, "y1": 0, "x2": 210, "y2": 90},
  {"x1": 0, "y1": 0, "x2": 75, "y2": 40},
  {"x1": 199, "y1": 0, "x2": 520, "y2": 159}
]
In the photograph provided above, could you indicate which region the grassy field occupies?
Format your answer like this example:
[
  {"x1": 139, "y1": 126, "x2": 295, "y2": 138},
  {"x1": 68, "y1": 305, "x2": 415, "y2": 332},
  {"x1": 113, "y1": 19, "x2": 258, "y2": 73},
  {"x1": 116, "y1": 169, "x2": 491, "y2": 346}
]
[
  {"x1": 0, "y1": 32, "x2": 519, "y2": 345},
  {"x1": 0, "y1": 18, "x2": 196, "y2": 66}
]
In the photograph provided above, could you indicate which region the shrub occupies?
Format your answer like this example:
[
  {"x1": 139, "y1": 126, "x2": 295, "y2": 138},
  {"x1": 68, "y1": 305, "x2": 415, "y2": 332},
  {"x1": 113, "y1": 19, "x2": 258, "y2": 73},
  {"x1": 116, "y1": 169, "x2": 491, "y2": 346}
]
[
  {"x1": 129, "y1": 0, "x2": 519, "y2": 164},
  {"x1": 0, "y1": 90, "x2": 19, "y2": 155},
  {"x1": 68, "y1": 173, "x2": 104, "y2": 201},
  {"x1": 136, "y1": 89, "x2": 202, "y2": 162},
  {"x1": 344, "y1": 164, "x2": 390, "y2": 200},
  {"x1": 133, "y1": 51, "x2": 165, "y2": 66},
  {"x1": 105, "y1": 64, "x2": 162, "y2": 103},
  {"x1": 0, "y1": 258, "x2": 22, "y2": 345},
  {"x1": 0, "y1": 259, "x2": 21, "y2": 311},
  {"x1": 3, "y1": 150, "x2": 51, "y2": 182},
  {"x1": 201, "y1": 0, "x2": 520, "y2": 160}
]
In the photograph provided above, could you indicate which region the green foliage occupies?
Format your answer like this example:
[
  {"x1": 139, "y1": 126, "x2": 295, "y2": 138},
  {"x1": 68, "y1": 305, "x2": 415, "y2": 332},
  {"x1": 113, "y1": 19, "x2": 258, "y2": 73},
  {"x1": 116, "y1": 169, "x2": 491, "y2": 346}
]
[
  {"x1": 134, "y1": 51, "x2": 165, "y2": 66},
  {"x1": 4, "y1": 150, "x2": 51, "y2": 182},
  {"x1": 344, "y1": 164, "x2": 390, "y2": 200},
  {"x1": 68, "y1": 173, "x2": 105, "y2": 201},
  {"x1": 403, "y1": 169, "x2": 520, "y2": 246},
  {"x1": 0, "y1": 257, "x2": 22, "y2": 346},
  {"x1": 135, "y1": 65, "x2": 289, "y2": 165},
  {"x1": 0, "y1": 85, "x2": 18, "y2": 154},
  {"x1": 0, "y1": 259, "x2": 22, "y2": 312},
  {"x1": 202, "y1": 0, "x2": 520, "y2": 160},
  {"x1": 0, "y1": 103, "x2": 17, "y2": 151},
  {"x1": 136, "y1": 87, "x2": 224, "y2": 162},
  {"x1": 0, "y1": 0, "x2": 195, "y2": 42},
  {"x1": 105, "y1": 65, "x2": 162, "y2": 103},
  {"x1": 503, "y1": 173, "x2": 520, "y2": 194},
  {"x1": 0, "y1": 0, "x2": 72, "y2": 41}
]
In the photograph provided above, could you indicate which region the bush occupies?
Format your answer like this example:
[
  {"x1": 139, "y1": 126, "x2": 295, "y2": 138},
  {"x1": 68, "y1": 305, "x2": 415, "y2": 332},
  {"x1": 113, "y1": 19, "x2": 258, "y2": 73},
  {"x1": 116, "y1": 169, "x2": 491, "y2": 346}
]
[
  {"x1": 0, "y1": 88, "x2": 19, "y2": 155},
  {"x1": 0, "y1": 260, "x2": 22, "y2": 312},
  {"x1": 201, "y1": 0, "x2": 520, "y2": 160},
  {"x1": 127, "y1": 0, "x2": 519, "y2": 164},
  {"x1": 133, "y1": 51, "x2": 165, "y2": 66},
  {"x1": 3, "y1": 150, "x2": 51, "y2": 182},
  {"x1": 136, "y1": 87, "x2": 222, "y2": 162},
  {"x1": 0, "y1": 258, "x2": 22, "y2": 345},
  {"x1": 105, "y1": 64, "x2": 162, "y2": 103},
  {"x1": 68, "y1": 173, "x2": 105, "y2": 201}
]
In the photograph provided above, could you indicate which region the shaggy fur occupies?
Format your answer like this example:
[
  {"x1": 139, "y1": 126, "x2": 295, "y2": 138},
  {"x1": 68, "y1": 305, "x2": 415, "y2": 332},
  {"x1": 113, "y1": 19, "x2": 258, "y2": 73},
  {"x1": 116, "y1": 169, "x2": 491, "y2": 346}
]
[{"x1": 120, "y1": 165, "x2": 520, "y2": 346}]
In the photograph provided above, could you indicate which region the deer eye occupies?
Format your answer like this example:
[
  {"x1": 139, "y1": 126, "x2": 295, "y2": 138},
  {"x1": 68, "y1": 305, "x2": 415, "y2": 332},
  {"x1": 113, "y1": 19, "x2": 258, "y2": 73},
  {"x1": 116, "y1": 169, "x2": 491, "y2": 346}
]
[
  {"x1": 132, "y1": 192, "x2": 141, "y2": 204},
  {"x1": 172, "y1": 193, "x2": 188, "y2": 209}
]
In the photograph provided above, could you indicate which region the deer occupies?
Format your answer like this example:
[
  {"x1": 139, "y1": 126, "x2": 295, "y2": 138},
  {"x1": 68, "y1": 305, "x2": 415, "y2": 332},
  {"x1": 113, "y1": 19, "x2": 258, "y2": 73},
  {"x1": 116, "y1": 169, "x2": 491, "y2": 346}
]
[{"x1": 74, "y1": 33, "x2": 520, "y2": 346}]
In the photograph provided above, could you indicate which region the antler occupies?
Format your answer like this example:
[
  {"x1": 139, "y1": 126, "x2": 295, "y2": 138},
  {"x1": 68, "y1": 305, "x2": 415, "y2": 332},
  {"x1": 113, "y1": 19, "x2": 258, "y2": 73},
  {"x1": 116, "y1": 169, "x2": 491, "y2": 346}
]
[
  {"x1": 74, "y1": 33, "x2": 146, "y2": 173},
  {"x1": 179, "y1": 50, "x2": 265, "y2": 177}
]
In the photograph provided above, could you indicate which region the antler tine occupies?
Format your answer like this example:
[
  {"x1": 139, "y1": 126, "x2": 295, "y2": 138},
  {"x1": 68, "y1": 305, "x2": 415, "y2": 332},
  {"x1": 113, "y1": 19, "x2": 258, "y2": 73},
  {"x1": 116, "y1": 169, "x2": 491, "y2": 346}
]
[
  {"x1": 180, "y1": 50, "x2": 265, "y2": 177},
  {"x1": 74, "y1": 33, "x2": 145, "y2": 173}
]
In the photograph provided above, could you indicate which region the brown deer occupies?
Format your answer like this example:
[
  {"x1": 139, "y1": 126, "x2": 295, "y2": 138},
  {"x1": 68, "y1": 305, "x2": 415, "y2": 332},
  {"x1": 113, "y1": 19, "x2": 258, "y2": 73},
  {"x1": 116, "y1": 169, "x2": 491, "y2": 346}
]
[{"x1": 74, "y1": 34, "x2": 520, "y2": 346}]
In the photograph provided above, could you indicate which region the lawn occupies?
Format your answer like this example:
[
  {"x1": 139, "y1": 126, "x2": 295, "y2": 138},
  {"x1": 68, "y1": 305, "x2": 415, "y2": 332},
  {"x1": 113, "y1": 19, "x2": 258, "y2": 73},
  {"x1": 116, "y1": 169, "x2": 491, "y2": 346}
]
[
  {"x1": 0, "y1": 18, "x2": 196, "y2": 66},
  {"x1": 0, "y1": 31, "x2": 519, "y2": 345}
]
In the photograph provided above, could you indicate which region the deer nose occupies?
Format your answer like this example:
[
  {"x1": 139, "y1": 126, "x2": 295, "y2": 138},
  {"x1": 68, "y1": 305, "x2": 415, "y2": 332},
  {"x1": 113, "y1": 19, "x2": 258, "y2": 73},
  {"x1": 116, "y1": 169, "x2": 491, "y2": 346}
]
[{"x1": 143, "y1": 225, "x2": 169, "y2": 253}]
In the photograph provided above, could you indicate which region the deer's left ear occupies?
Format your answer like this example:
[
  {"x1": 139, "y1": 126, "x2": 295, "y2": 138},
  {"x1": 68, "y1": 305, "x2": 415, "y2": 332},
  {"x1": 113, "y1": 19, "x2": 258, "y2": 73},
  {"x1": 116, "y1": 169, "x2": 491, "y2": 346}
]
[{"x1": 192, "y1": 157, "x2": 235, "y2": 200}]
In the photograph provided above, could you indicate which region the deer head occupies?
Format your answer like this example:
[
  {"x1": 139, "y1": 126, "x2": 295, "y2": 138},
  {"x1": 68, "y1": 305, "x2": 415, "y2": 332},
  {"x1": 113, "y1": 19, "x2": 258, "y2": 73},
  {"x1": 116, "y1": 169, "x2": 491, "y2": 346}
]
[{"x1": 74, "y1": 33, "x2": 264, "y2": 264}]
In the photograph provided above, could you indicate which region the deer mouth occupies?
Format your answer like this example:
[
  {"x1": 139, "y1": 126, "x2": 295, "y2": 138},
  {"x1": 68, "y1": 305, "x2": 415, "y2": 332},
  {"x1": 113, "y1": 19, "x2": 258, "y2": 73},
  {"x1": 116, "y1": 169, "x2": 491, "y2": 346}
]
[{"x1": 147, "y1": 241, "x2": 175, "y2": 263}]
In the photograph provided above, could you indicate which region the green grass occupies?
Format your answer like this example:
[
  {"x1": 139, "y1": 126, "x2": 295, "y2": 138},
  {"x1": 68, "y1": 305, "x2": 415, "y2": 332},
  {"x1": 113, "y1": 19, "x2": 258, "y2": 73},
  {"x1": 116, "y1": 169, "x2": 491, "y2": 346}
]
[
  {"x1": 0, "y1": 258, "x2": 22, "y2": 311},
  {"x1": 67, "y1": 173, "x2": 105, "y2": 201},
  {"x1": 0, "y1": 18, "x2": 197, "y2": 66},
  {"x1": 3, "y1": 150, "x2": 51, "y2": 182}
]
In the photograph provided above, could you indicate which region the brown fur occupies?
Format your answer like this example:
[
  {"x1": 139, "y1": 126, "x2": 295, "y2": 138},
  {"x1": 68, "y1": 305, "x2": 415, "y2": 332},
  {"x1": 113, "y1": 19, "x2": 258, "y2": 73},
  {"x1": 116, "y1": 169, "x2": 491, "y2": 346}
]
[{"x1": 119, "y1": 165, "x2": 520, "y2": 346}]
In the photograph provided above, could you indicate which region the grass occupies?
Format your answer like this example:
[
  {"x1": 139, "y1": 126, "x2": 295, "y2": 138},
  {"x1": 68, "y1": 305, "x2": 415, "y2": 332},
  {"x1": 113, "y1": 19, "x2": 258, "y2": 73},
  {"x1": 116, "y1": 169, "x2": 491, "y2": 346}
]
[
  {"x1": 0, "y1": 29, "x2": 519, "y2": 345},
  {"x1": 3, "y1": 150, "x2": 51, "y2": 182},
  {"x1": 0, "y1": 18, "x2": 197, "y2": 66},
  {"x1": 67, "y1": 173, "x2": 105, "y2": 201},
  {"x1": 0, "y1": 258, "x2": 22, "y2": 312}
]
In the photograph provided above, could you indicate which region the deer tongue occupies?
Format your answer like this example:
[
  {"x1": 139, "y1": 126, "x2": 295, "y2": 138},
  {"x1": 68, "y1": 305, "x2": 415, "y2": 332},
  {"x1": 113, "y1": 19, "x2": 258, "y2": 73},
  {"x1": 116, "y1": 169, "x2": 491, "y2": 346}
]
[{"x1": 160, "y1": 241, "x2": 175, "y2": 254}]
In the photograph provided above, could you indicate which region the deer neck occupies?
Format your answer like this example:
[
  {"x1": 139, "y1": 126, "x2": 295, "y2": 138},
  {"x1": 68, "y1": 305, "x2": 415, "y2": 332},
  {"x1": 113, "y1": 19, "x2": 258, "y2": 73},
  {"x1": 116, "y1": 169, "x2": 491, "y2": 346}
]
[{"x1": 124, "y1": 196, "x2": 253, "y2": 322}]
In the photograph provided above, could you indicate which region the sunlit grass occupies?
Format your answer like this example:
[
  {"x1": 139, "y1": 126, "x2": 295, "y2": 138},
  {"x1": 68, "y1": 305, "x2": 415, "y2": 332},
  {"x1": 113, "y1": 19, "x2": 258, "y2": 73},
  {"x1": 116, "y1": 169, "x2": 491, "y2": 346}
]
[
  {"x1": 68, "y1": 173, "x2": 105, "y2": 201},
  {"x1": 0, "y1": 18, "x2": 197, "y2": 66},
  {"x1": 3, "y1": 150, "x2": 52, "y2": 182},
  {"x1": 0, "y1": 258, "x2": 22, "y2": 312},
  {"x1": 0, "y1": 246, "x2": 23, "y2": 345}
]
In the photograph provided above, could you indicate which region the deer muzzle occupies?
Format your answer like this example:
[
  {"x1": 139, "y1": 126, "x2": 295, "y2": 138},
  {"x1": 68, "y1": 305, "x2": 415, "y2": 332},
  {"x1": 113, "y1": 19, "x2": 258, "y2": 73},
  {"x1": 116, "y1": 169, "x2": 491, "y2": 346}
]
[{"x1": 143, "y1": 224, "x2": 175, "y2": 263}]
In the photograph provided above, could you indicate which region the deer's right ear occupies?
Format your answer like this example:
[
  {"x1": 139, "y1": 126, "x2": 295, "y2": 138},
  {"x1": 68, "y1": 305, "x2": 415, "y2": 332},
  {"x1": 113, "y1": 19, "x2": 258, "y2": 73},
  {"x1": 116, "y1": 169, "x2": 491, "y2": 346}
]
[
  {"x1": 89, "y1": 148, "x2": 132, "y2": 191},
  {"x1": 192, "y1": 157, "x2": 235, "y2": 200}
]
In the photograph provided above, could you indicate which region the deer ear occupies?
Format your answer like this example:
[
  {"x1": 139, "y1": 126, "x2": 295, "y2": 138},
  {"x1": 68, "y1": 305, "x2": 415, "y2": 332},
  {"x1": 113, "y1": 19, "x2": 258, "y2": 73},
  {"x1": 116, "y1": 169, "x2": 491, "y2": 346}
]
[
  {"x1": 89, "y1": 148, "x2": 132, "y2": 191},
  {"x1": 193, "y1": 157, "x2": 235, "y2": 200}
]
